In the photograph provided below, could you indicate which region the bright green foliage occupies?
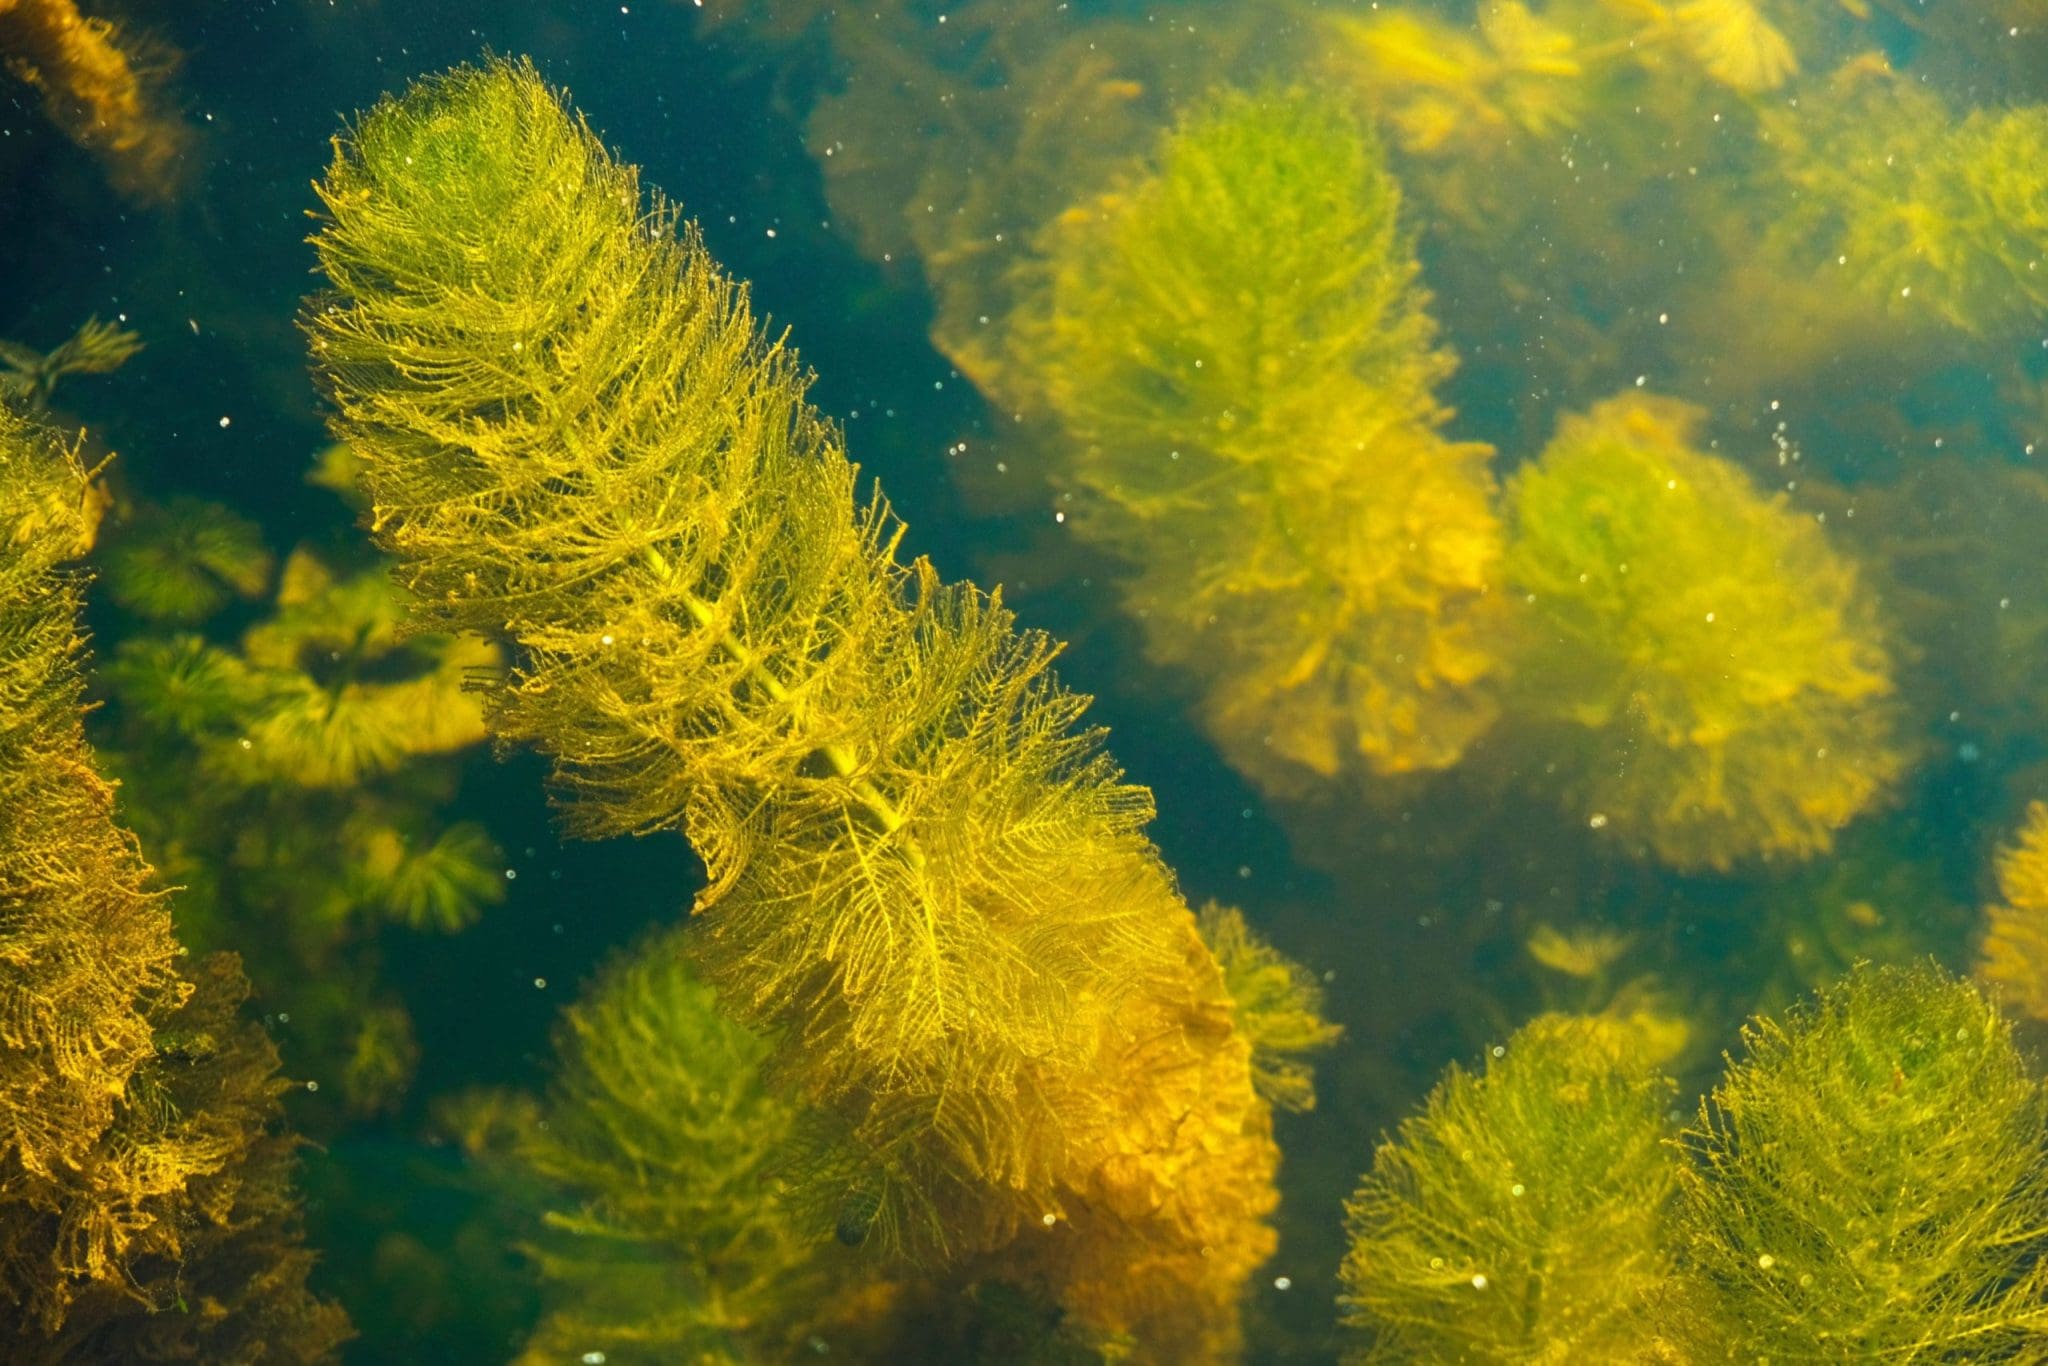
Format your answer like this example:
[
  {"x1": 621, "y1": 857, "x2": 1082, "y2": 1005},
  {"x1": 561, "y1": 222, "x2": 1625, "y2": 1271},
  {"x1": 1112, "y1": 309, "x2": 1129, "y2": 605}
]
[
  {"x1": 1029, "y1": 87, "x2": 1444, "y2": 471},
  {"x1": 1018, "y1": 88, "x2": 1507, "y2": 793},
  {"x1": 99, "y1": 496, "x2": 273, "y2": 623},
  {"x1": 306, "y1": 58, "x2": 1277, "y2": 1352},
  {"x1": 102, "y1": 634, "x2": 266, "y2": 736},
  {"x1": 1340, "y1": 1014, "x2": 1677, "y2": 1362},
  {"x1": 95, "y1": 544, "x2": 502, "y2": 1122},
  {"x1": 1667, "y1": 964, "x2": 2048, "y2": 1357},
  {"x1": 1199, "y1": 903, "x2": 1342, "y2": 1113},
  {"x1": 1504, "y1": 393, "x2": 1904, "y2": 870},
  {"x1": 505, "y1": 928, "x2": 885, "y2": 1365},
  {"x1": 1766, "y1": 73, "x2": 2048, "y2": 336}
]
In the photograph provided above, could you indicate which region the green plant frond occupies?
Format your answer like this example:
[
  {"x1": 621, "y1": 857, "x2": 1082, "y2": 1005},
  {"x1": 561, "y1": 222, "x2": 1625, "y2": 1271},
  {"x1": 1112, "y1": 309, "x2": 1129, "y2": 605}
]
[
  {"x1": 352, "y1": 819, "x2": 505, "y2": 933},
  {"x1": 1013, "y1": 86, "x2": 1509, "y2": 792},
  {"x1": 1504, "y1": 393, "x2": 1904, "y2": 869},
  {"x1": 103, "y1": 634, "x2": 269, "y2": 737},
  {"x1": 1341, "y1": 1014, "x2": 1678, "y2": 1361},
  {"x1": 506, "y1": 927, "x2": 880, "y2": 1363},
  {"x1": 309, "y1": 61, "x2": 1277, "y2": 1347},
  {"x1": 1197, "y1": 903, "x2": 1341, "y2": 1113},
  {"x1": 1669, "y1": 963, "x2": 2048, "y2": 1356},
  {"x1": 99, "y1": 497, "x2": 272, "y2": 624}
]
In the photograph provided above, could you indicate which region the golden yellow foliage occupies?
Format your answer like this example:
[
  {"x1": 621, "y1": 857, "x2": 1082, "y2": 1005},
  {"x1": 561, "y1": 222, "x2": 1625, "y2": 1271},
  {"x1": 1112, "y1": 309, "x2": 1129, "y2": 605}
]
[
  {"x1": 1199, "y1": 904, "x2": 1342, "y2": 1113},
  {"x1": 1019, "y1": 89, "x2": 1509, "y2": 796},
  {"x1": 1979, "y1": 801, "x2": 2048, "y2": 1022},
  {"x1": 0, "y1": 0, "x2": 189, "y2": 199},
  {"x1": 1504, "y1": 394, "x2": 1904, "y2": 869},
  {"x1": 1326, "y1": 2, "x2": 1584, "y2": 155},
  {"x1": 307, "y1": 59, "x2": 1277, "y2": 1356},
  {"x1": 0, "y1": 396, "x2": 346, "y2": 1357},
  {"x1": 1525, "y1": 922, "x2": 1633, "y2": 980}
]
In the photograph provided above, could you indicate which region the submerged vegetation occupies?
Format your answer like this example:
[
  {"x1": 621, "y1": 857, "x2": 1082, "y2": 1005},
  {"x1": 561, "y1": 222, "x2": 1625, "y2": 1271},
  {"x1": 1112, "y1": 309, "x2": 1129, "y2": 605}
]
[
  {"x1": 305, "y1": 58, "x2": 1298, "y2": 1357},
  {"x1": 1502, "y1": 394, "x2": 1904, "y2": 870},
  {"x1": 5, "y1": 0, "x2": 2048, "y2": 1359}
]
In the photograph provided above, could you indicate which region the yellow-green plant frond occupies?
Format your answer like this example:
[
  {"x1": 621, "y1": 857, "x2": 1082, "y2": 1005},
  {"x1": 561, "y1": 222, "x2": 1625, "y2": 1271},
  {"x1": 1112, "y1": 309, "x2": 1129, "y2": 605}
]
[
  {"x1": 510, "y1": 927, "x2": 892, "y2": 1364},
  {"x1": 351, "y1": 819, "x2": 504, "y2": 933},
  {"x1": 1324, "y1": 3, "x2": 1584, "y2": 155},
  {"x1": 1198, "y1": 903, "x2": 1341, "y2": 1113},
  {"x1": 0, "y1": 397, "x2": 180, "y2": 1205},
  {"x1": 307, "y1": 59, "x2": 1276, "y2": 1353},
  {"x1": 1030, "y1": 87, "x2": 1446, "y2": 468},
  {"x1": 1666, "y1": 964, "x2": 2048, "y2": 1355},
  {"x1": 1671, "y1": 0, "x2": 1798, "y2": 91},
  {"x1": 1978, "y1": 801, "x2": 2048, "y2": 1022},
  {"x1": 1341, "y1": 1014, "x2": 1677, "y2": 1361},
  {"x1": 99, "y1": 497, "x2": 272, "y2": 624},
  {"x1": 223, "y1": 553, "x2": 495, "y2": 787},
  {"x1": 0, "y1": 396, "x2": 347, "y2": 1352},
  {"x1": 1020, "y1": 87, "x2": 1509, "y2": 793},
  {"x1": 1764, "y1": 70, "x2": 2048, "y2": 335},
  {"x1": 103, "y1": 634, "x2": 268, "y2": 738},
  {"x1": 338, "y1": 1001, "x2": 419, "y2": 1118},
  {"x1": 1504, "y1": 393, "x2": 1904, "y2": 870},
  {"x1": 0, "y1": 315, "x2": 142, "y2": 409}
]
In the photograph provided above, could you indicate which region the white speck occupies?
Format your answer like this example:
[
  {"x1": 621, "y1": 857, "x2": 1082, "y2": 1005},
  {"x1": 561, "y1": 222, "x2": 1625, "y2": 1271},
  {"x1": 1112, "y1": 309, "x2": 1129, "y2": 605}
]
[
  {"x1": 1491, "y1": 1044, "x2": 1506, "y2": 1058},
  {"x1": 1471, "y1": 1274, "x2": 1489, "y2": 1290},
  {"x1": 1634, "y1": 374, "x2": 1646, "y2": 387},
  {"x1": 305, "y1": 1080, "x2": 319, "y2": 1092},
  {"x1": 583, "y1": 1354, "x2": 608, "y2": 1365},
  {"x1": 1657, "y1": 312, "x2": 1668, "y2": 324},
  {"x1": 600, "y1": 633, "x2": 614, "y2": 645},
  {"x1": 534, "y1": 977, "x2": 547, "y2": 989},
  {"x1": 505, "y1": 869, "x2": 519, "y2": 881},
  {"x1": 765, "y1": 228, "x2": 776, "y2": 238},
  {"x1": 1704, "y1": 612, "x2": 1715, "y2": 623},
  {"x1": 1510, "y1": 1183, "x2": 1526, "y2": 1197},
  {"x1": 1589, "y1": 813, "x2": 1608, "y2": 829},
  {"x1": 1758, "y1": 1254, "x2": 1775, "y2": 1270},
  {"x1": 1054, "y1": 511, "x2": 1065, "y2": 524},
  {"x1": 1901, "y1": 286, "x2": 1912, "y2": 298},
  {"x1": 1042, "y1": 1213, "x2": 1057, "y2": 1227},
  {"x1": 1273, "y1": 1276, "x2": 1292, "y2": 1291}
]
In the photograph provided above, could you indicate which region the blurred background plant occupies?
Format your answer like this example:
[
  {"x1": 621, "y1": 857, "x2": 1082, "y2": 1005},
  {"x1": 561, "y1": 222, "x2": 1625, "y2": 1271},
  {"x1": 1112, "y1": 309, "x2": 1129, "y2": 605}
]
[{"x1": 89, "y1": 478, "x2": 505, "y2": 1128}]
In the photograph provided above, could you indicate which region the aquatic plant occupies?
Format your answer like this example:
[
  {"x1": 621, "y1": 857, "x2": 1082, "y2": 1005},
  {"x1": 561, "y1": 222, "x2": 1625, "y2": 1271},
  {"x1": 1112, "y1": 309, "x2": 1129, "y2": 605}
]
[
  {"x1": 1340, "y1": 1013, "x2": 1677, "y2": 1361},
  {"x1": 1017, "y1": 87, "x2": 1509, "y2": 794},
  {"x1": 213, "y1": 549, "x2": 495, "y2": 789},
  {"x1": 100, "y1": 496, "x2": 273, "y2": 623},
  {"x1": 0, "y1": 315, "x2": 142, "y2": 409},
  {"x1": 96, "y1": 543, "x2": 503, "y2": 1121},
  {"x1": 0, "y1": 0, "x2": 190, "y2": 198},
  {"x1": 1503, "y1": 393, "x2": 1904, "y2": 869},
  {"x1": 1763, "y1": 66, "x2": 2048, "y2": 337},
  {"x1": 306, "y1": 57, "x2": 1279, "y2": 1355},
  {"x1": 1199, "y1": 904, "x2": 1342, "y2": 1114},
  {"x1": 489, "y1": 926, "x2": 897, "y2": 1364},
  {"x1": 0, "y1": 395, "x2": 347, "y2": 1358},
  {"x1": 1325, "y1": 0, "x2": 1793, "y2": 167},
  {"x1": 1979, "y1": 801, "x2": 2048, "y2": 1022},
  {"x1": 1666, "y1": 963, "x2": 2048, "y2": 1356}
]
